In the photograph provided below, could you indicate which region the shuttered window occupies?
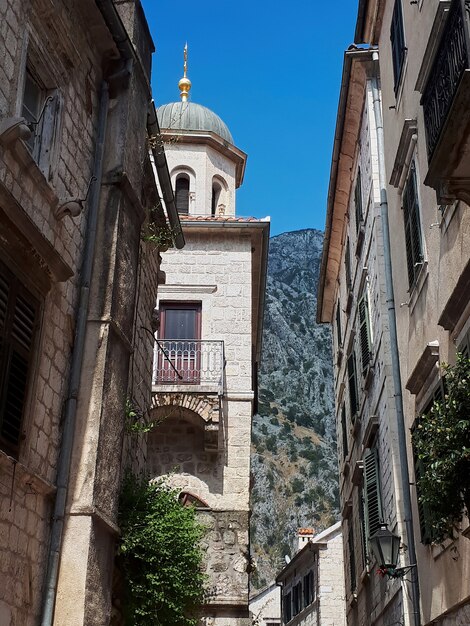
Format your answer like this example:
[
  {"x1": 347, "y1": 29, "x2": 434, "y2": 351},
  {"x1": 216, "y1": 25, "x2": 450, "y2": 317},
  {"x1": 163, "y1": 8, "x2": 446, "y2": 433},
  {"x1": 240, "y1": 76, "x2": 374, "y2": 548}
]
[
  {"x1": 345, "y1": 238, "x2": 352, "y2": 291},
  {"x1": 359, "y1": 490, "x2": 369, "y2": 567},
  {"x1": 303, "y1": 570, "x2": 314, "y2": 606},
  {"x1": 403, "y1": 162, "x2": 424, "y2": 289},
  {"x1": 336, "y1": 303, "x2": 342, "y2": 348},
  {"x1": 347, "y1": 352, "x2": 359, "y2": 419},
  {"x1": 348, "y1": 524, "x2": 357, "y2": 592},
  {"x1": 358, "y1": 291, "x2": 372, "y2": 374},
  {"x1": 341, "y1": 403, "x2": 348, "y2": 460},
  {"x1": 354, "y1": 168, "x2": 363, "y2": 232},
  {"x1": 0, "y1": 262, "x2": 39, "y2": 455},
  {"x1": 363, "y1": 447, "x2": 384, "y2": 545},
  {"x1": 175, "y1": 176, "x2": 190, "y2": 214},
  {"x1": 390, "y1": 0, "x2": 406, "y2": 92}
]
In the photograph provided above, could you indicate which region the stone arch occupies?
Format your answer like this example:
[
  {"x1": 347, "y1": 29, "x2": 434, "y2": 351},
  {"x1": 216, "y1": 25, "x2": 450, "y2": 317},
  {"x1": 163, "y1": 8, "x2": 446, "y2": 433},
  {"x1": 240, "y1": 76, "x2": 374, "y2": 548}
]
[{"x1": 211, "y1": 174, "x2": 228, "y2": 216}]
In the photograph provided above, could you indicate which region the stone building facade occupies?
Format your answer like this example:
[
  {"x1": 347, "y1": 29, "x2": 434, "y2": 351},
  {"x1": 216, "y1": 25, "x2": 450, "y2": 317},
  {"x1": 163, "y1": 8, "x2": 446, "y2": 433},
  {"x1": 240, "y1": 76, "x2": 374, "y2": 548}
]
[
  {"x1": 354, "y1": 1, "x2": 470, "y2": 625},
  {"x1": 149, "y1": 76, "x2": 269, "y2": 625},
  {"x1": 0, "y1": 1, "x2": 180, "y2": 625},
  {"x1": 317, "y1": 48, "x2": 419, "y2": 626},
  {"x1": 276, "y1": 524, "x2": 345, "y2": 626}
]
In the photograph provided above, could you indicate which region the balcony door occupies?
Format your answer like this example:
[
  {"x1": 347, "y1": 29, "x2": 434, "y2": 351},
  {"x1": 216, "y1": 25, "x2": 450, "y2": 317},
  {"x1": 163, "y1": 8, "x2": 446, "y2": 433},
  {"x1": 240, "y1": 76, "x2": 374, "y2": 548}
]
[{"x1": 158, "y1": 303, "x2": 201, "y2": 383}]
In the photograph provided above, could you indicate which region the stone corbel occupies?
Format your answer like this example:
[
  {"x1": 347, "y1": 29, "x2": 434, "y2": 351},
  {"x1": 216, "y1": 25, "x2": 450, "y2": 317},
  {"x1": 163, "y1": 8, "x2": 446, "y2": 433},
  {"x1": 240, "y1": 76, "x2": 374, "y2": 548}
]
[
  {"x1": 437, "y1": 178, "x2": 470, "y2": 206},
  {"x1": 0, "y1": 117, "x2": 32, "y2": 147}
]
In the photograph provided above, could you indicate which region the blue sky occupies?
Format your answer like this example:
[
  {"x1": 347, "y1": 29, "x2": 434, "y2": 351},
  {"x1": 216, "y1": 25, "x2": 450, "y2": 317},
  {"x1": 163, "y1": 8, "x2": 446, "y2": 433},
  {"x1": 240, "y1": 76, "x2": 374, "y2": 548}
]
[{"x1": 141, "y1": 0, "x2": 358, "y2": 236}]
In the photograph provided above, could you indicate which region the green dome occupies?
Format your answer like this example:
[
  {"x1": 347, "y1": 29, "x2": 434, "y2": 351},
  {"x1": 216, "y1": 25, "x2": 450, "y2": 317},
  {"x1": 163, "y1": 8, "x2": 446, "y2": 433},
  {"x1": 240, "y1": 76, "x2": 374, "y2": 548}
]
[{"x1": 157, "y1": 101, "x2": 234, "y2": 144}]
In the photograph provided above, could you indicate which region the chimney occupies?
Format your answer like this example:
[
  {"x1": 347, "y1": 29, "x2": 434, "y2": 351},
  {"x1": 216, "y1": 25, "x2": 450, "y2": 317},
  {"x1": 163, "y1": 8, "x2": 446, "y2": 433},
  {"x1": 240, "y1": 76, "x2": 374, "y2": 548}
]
[{"x1": 297, "y1": 528, "x2": 315, "y2": 552}]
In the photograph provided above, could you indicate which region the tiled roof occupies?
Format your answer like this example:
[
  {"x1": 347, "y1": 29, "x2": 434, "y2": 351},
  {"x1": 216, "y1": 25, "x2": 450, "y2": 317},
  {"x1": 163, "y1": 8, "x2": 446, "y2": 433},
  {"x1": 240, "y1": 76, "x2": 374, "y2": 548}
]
[{"x1": 298, "y1": 528, "x2": 315, "y2": 535}]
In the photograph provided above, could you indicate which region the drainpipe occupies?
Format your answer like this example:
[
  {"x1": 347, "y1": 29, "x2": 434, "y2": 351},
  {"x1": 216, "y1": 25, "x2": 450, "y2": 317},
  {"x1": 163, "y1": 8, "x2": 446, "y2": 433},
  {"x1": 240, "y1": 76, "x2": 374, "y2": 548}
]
[
  {"x1": 40, "y1": 80, "x2": 110, "y2": 626},
  {"x1": 370, "y1": 53, "x2": 421, "y2": 626}
]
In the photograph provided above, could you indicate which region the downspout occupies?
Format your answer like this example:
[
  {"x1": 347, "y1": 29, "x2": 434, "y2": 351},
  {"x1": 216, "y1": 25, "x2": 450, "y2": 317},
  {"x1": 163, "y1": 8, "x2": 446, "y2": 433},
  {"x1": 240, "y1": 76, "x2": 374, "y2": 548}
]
[
  {"x1": 370, "y1": 54, "x2": 421, "y2": 626},
  {"x1": 40, "y1": 80, "x2": 110, "y2": 626}
]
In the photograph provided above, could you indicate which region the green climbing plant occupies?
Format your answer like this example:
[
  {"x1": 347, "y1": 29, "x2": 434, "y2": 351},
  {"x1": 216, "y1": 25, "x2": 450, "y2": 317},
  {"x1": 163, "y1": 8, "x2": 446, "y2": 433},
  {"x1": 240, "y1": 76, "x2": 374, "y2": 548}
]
[
  {"x1": 142, "y1": 220, "x2": 180, "y2": 250},
  {"x1": 118, "y1": 472, "x2": 207, "y2": 626},
  {"x1": 412, "y1": 353, "x2": 470, "y2": 543}
]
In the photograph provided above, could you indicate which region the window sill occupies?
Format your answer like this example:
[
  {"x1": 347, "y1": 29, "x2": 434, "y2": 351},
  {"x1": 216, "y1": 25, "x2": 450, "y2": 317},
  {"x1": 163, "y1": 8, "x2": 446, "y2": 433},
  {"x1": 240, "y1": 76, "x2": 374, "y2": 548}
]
[{"x1": 0, "y1": 449, "x2": 56, "y2": 497}]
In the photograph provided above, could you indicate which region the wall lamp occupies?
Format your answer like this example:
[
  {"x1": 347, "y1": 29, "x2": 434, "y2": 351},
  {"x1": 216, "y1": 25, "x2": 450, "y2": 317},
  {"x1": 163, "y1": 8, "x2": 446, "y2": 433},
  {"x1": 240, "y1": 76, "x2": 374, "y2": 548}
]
[{"x1": 369, "y1": 524, "x2": 416, "y2": 579}]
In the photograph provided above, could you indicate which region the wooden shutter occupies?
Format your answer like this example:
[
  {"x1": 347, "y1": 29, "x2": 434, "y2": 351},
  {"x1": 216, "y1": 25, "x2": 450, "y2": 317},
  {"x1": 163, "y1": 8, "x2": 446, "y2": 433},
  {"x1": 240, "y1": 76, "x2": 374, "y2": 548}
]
[
  {"x1": 341, "y1": 403, "x2": 348, "y2": 459},
  {"x1": 390, "y1": 0, "x2": 406, "y2": 91},
  {"x1": 175, "y1": 176, "x2": 189, "y2": 214},
  {"x1": 348, "y1": 524, "x2": 356, "y2": 592},
  {"x1": 345, "y1": 238, "x2": 352, "y2": 290},
  {"x1": 38, "y1": 91, "x2": 60, "y2": 180},
  {"x1": 354, "y1": 168, "x2": 363, "y2": 232},
  {"x1": 0, "y1": 263, "x2": 39, "y2": 454},
  {"x1": 403, "y1": 163, "x2": 423, "y2": 288},
  {"x1": 363, "y1": 447, "x2": 383, "y2": 542},
  {"x1": 358, "y1": 293, "x2": 372, "y2": 374},
  {"x1": 347, "y1": 352, "x2": 358, "y2": 419},
  {"x1": 359, "y1": 490, "x2": 369, "y2": 567},
  {"x1": 336, "y1": 303, "x2": 342, "y2": 348}
]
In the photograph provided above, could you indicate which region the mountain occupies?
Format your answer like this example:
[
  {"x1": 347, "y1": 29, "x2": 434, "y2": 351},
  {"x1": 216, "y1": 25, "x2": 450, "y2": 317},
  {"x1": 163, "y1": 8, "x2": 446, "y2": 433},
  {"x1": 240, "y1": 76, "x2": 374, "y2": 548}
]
[{"x1": 250, "y1": 229, "x2": 339, "y2": 590}]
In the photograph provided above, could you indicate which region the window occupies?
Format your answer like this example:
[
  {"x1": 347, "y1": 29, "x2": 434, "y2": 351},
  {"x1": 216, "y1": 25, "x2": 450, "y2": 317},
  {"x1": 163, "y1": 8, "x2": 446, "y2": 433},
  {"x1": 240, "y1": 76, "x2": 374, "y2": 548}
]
[
  {"x1": 347, "y1": 352, "x2": 359, "y2": 419},
  {"x1": 345, "y1": 238, "x2": 352, "y2": 291},
  {"x1": 354, "y1": 168, "x2": 363, "y2": 232},
  {"x1": 21, "y1": 66, "x2": 60, "y2": 178},
  {"x1": 402, "y1": 162, "x2": 424, "y2": 289},
  {"x1": 336, "y1": 303, "x2": 342, "y2": 348},
  {"x1": 157, "y1": 303, "x2": 201, "y2": 383},
  {"x1": 283, "y1": 591, "x2": 292, "y2": 623},
  {"x1": 175, "y1": 175, "x2": 190, "y2": 214},
  {"x1": 390, "y1": 0, "x2": 406, "y2": 93},
  {"x1": 348, "y1": 523, "x2": 356, "y2": 593},
  {"x1": 292, "y1": 581, "x2": 302, "y2": 616},
  {"x1": 358, "y1": 290, "x2": 372, "y2": 374},
  {"x1": 303, "y1": 570, "x2": 314, "y2": 606},
  {"x1": 341, "y1": 403, "x2": 349, "y2": 460},
  {"x1": 359, "y1": 489, "x2": 369, "y2": 568},
  {"x1": 211, "y1": 182, "x2": 221, "y2": 217},
  {"x1": 363, "y1": 447, "x2": 384, "y2": 547},
  {"x1": 0, "y1": 261, "x2": 40, "y2": 455}
]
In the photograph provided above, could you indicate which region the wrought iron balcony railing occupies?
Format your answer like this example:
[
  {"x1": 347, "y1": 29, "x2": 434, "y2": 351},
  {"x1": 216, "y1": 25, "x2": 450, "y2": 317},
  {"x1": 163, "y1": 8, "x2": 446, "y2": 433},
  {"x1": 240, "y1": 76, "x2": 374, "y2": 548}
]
[
  {"x1": 152, "y1": 339, "x2": 225, "y2": 390},
  {"x1": 422, "y1": 0, "x2": 470, "y2": 159}
]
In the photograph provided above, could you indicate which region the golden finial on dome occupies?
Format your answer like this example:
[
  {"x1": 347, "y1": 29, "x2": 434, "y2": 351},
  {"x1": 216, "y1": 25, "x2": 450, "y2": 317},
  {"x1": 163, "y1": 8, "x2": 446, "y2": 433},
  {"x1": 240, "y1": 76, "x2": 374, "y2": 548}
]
[{"x1": 178, "y1": 43, "x2": 191, "y2": 102}]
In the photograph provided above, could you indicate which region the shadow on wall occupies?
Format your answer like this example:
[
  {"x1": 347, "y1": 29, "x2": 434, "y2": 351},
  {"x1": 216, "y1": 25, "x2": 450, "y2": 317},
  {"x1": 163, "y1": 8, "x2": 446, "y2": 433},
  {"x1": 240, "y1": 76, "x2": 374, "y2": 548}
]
[{"x1": 147, "y1": 406, "x2": 225, "y2": 500}]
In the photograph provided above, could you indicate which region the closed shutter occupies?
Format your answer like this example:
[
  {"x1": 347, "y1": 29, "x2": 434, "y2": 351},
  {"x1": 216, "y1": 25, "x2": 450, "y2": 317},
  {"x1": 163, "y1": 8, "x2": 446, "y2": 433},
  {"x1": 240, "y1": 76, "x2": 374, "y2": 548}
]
[
  {"x1": 0, "y1": 263, "x2": 39, "y2": 454},
  {"x1": 345, "y1": 238, "x2": 352, "y2": 290},
  {"x1": 38, "y1": 91, "x2": 60, "y2": 180},
  {"x1": 175, "y1": 176, "x2": 189, "y2": 214},
  {"x1": 341, "y1": 403, "x2": 348, "y2": 459},
  {"x1": 336, "y1": 303, "x2": 342, "y2": 348},
  {"x1": 347, "y1": 352, "x2": 358, "y2": 419},
  {"x1": 348, "y1": 524, "x2": 356, "y2": 592},
  {"x1": 354, "y1": 168, "x2": 363, "y2": 232},
  {"x1": 403, "y1": 163, "x2": 423, "y2": 288},
  {"x1": 363, "y1": 447, "x2": 383, "y2": 543},
  {"x1": 359, "y1": 490, "x2": 369, "y2": 567},
  {"x1": 358, "y1": 293, "x2": 372, "y2": 374}
]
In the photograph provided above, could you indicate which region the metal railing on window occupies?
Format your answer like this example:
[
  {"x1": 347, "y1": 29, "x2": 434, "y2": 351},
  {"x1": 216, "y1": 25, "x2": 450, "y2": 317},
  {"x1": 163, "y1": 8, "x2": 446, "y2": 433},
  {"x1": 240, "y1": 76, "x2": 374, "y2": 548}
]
[
  {"x1": 153, "y1": 339, "x2": 225, "y2": 389},
  {"x1": 422, "y1": 0, "x2": 470, "y2": 158}
]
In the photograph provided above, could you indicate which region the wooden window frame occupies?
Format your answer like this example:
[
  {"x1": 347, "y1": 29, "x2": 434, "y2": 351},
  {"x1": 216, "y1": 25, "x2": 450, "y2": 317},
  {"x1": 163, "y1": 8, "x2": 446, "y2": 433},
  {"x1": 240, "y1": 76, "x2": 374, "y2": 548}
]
[
  {"x1": 358, "y1": 290, "x2": 372, "y2": 375},
  {"x1": 347, "y1": 351, "x2": 359, "y2": 421},
  {"x1": 363, "y1": 446, "x2": 384, "y2": 546}
]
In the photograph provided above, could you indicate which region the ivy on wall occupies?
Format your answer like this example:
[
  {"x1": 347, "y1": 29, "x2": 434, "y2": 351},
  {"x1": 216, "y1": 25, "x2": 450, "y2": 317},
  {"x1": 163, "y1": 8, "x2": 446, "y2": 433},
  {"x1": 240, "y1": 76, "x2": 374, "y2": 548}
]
[
  {"x1": 118, "y1": 473, "x2": 206, "y2": 625},
  {"x1": 412, "y1": 353, "x2": 470, "y2": 543}
]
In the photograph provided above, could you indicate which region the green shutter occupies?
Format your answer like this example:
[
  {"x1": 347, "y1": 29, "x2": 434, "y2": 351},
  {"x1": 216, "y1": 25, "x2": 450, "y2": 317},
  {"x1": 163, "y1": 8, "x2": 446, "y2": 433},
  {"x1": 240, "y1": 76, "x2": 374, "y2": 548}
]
[
  {"x1": 348, "y1": 524, "x2": 356, "y2": 592},
  {"x1": 358, "y1": 293, "x2": 372, "y2": 374},
  {"x1": 363, "y1": 447, "x2": 383, "y2": 543},
  {"x1": 341, "y1": 403, "x2": 348, "y2": 459},
  {"x1": 336, "y1": 303, "x2": 342, "y2": 347},
  {"x1": 345, "y1": 238, "x2": 352, "y2": 290}
]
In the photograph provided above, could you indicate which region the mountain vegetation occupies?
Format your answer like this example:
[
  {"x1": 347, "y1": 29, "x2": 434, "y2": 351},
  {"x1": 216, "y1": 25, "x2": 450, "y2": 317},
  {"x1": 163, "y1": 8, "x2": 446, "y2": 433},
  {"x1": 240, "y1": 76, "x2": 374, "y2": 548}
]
[{"x1": 250, "y1": 229, "x2": 339, "y2": 590}]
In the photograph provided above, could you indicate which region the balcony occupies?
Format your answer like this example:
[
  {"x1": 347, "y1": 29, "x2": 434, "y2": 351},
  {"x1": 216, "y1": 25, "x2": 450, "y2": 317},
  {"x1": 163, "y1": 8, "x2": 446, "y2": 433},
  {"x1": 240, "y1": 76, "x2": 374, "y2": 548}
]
[
  {"x1": 422, "y1": 0, "x2": 470, "y2": 204},
  {"x1": 152, "y1": 340, "x2": 225, "y2": 394}
]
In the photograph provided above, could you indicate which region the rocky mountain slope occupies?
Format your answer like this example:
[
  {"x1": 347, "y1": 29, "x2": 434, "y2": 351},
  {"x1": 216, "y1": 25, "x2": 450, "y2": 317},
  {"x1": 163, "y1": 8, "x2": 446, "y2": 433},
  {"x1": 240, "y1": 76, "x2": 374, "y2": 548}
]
[{"x1": 250, "y1": 229, "x2": 339, "y2": 590}]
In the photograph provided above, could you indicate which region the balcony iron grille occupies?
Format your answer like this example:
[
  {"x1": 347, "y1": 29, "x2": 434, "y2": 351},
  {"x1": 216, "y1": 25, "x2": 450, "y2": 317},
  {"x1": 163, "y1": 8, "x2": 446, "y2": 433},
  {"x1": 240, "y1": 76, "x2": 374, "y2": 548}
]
[
  {"x1": 422, "y1": 0, "x2": 470, "y2": 158},
  {"x1": 153, "y1": 339, "x2": 225, "y2": 388}
]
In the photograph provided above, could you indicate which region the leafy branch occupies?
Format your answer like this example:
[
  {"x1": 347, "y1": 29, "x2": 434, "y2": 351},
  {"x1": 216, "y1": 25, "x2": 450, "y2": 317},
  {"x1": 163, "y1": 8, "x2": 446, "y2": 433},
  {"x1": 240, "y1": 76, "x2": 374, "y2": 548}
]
[{"x1": 412, "y1": 353, "x2": 470, "y2": 543}]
